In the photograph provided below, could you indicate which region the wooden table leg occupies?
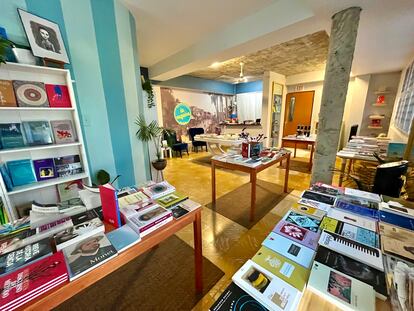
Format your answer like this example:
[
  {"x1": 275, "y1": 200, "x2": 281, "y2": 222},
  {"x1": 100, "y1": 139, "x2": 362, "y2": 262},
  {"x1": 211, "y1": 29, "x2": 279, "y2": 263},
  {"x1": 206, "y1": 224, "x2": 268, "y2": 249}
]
[
  {"x1": 250, "y1": 171, "x2": 257, "y2": 222},
  {"x1": 347, "y1": 159, "x2": 353, "y2": 175},
  {"x1": 193, "y1": 210, "x2": 203, "y2": 294},
  {"x1": 309, "y1": 143, "x2": 315, "y2": 171},
  {"x1": 338, "y1": 158, "x2": 347, "y2": 186},
  {"x1": 294, "y1": 142, "x2": 297, "y2": 158},
  {"x1": 284, "y1": 154, "x2": 290, "y2": 193},
  {"x1": 212, "y1": 162, "x2": 216, "y2": 204}
]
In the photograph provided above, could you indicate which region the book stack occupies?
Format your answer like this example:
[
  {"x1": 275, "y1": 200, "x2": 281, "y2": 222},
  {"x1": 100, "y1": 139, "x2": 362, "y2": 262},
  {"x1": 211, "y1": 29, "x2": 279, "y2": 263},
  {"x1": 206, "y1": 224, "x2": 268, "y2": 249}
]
[{"x1": 339, "y1": 136, "x2": 390, "y2": 158}]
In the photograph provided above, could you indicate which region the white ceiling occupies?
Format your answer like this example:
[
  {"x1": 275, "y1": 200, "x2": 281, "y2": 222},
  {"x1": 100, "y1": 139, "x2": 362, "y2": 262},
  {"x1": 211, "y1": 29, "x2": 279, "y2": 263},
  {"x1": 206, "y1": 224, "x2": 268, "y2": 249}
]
[{"x1": 123, "y1": 0, "x2": 414, "y2": 80}]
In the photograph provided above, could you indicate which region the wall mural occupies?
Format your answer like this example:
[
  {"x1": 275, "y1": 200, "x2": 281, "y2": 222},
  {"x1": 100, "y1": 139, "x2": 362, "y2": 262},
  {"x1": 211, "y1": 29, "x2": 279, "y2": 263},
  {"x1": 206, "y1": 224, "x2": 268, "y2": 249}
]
[{"x1": 160, "y1": 87, "x2": 234, "y2": 138}]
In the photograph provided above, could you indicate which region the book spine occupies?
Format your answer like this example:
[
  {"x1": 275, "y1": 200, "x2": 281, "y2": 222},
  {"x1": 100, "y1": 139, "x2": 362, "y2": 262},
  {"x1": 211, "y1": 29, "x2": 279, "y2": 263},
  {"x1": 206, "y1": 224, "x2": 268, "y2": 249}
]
[
  {"x1": 37, "y1": 218, "x2": 72, "y2": 233},
  {"x1": 36, "y1": 220, "x2": 73, "y2": 240},
  {"x1": 140, "y1": 214, "x2": 172, "y2": 232},
  {"x1": 140, "y1": 216, "x2": 173, "y2": 237}
]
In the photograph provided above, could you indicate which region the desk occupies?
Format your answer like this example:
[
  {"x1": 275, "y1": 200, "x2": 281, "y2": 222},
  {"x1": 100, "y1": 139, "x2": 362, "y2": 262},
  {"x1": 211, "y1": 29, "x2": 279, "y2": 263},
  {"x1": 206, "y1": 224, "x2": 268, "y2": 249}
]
[
  {"x1": 336, "y1": 151, "x2": 378, "y2": 186},
  {"x1": 282, "y1": 136, "x2": 316, "y2": 171},
  {"x1": 194, "y1": 135, "x2": 243, "y2": 155},
  {"x1": 24, "y1": 209, "x2": 203, "y2": 310},
  {"x1": 211, "y1": 153, "x2": 290, "y2": 222}
]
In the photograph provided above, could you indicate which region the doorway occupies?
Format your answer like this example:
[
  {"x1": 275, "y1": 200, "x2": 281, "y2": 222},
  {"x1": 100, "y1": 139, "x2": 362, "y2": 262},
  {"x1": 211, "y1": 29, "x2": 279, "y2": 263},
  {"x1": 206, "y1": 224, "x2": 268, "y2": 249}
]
[{"x1": 282, "y1": 91, "x2": 314, "y2": 148}]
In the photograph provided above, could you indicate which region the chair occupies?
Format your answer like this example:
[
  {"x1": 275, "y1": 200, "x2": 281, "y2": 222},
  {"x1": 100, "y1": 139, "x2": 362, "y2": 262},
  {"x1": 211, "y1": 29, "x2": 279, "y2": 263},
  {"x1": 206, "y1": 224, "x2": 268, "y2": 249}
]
[
  {"x1": 164, "y1": 131, "x2": 188, "y2": 158},
  {"x1": 188, "y1": 128, "x2": 207, "y2": 152}
]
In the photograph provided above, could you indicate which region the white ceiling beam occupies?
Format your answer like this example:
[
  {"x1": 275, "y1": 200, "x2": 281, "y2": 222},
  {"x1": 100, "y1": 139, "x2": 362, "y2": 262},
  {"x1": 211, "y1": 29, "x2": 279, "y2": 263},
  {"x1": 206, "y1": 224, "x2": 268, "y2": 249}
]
[{"x1": 148, "y1": 0, "x2": 318, "y2": 81}]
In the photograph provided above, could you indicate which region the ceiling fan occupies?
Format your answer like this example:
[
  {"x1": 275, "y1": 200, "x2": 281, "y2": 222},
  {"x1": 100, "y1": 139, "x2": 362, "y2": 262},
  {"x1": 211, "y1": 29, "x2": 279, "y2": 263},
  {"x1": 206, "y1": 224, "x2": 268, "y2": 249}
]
[{"x1": 216, "y1": 61, "x2": 260, "y2": 84}]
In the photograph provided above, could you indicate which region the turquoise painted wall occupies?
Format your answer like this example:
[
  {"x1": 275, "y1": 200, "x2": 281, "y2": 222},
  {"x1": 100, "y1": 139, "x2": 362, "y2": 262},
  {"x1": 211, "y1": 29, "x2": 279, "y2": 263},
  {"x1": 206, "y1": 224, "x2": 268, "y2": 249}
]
[
  {"x1": 235, "y1": 80, "x2": 263, "y2": 94},
  {"x1": 1, "y1": 0, "x2": 149, "y2": 187}
]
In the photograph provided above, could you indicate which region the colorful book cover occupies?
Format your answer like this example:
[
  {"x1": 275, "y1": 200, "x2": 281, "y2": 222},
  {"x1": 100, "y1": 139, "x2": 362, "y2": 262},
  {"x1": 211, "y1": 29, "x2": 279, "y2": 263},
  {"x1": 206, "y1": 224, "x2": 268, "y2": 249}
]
[
  {"x1": 311, "y1": 182, "x2": 344, "y2": 196},
  {"x1": 336, "y1": 195, "x2": 379, "y2": 210},
  {"x1": 99, "y1": 183, "x2": 122, "y2": 228},
  {"x1": 209, "y1": 282, "x2": 268, "y2": 311},
  {"x1": 0, "y1": 164, "x2": 13, "y2": 191},
  {"x1": 232, "y1": 260, "x2": 302, "y2": 311},
  {"x1": 117, "y1": 191, "x2": 148, "y2": 208},
  {"x1": 0, "y1": 251, "x2": 68, "y2": 311},
  {"x1": 106, "y1": 225, "x2": 141, "y2": 253},
  {"x1": 169, "y1": 205, "x2": 189, "y2": 219},
  {"x1": 301, "y1": 190, "x2": 336, "y2": 206},
  {"x1": 62, "y1": 232, "x2": 117, "y2": 280},
  {"x1": 381, "y1": 235, "x2": 414, "y2": 262},
  {"x1": 282, "y1": 210, "x2": 321, "y2": 232},
  {"x1": 334, "y1": 200, "x2": 379, "y2": 219},
  {"x1": 379, "y1": 210, "x2": 414, "y2": 231},
  {"x1": 291, "y1": 203, "x2": 326, "y2": 219},
  {"x1": 32, "y1": 158, "x2": 56, "y2": 181},
  {"x1": 143, "y1": 181, "x2": 175, "y2": 199},
  {"x1": 320, "y1": 217, "x2": 379, "y2": 248},
  {"x1": 273, "y1": 220, "x2": 319, "y2": 250},
  {"x1": 6, "y1": 159, "x2": 36, "y2": 187},
  {"x1": 50, "y1": 120, "x2": 76, "y2": 144},
  {"x1": 262, "y1": 232, "x2": 315, "y2": 269},
  {"x1": 308, "y1": 262, "x2": 375, "y2": 311},
  {"x1": 13, "y1": 80, "x2": 49, "y2": 108},
  {"x1": 344, "y1": 188, "x2": 381, "y2": 203},
  {"x1": 0, "y1": 238, "x2": 52, "y2": 276},
  {"x1": 0, "y1": 229, "x2": 37, "y2": 255},
  {"x1": 45, "y1": 84, "x2": 72, "y2": 108},
  {"x1": 380, "y1": 202, "x2": 414, "y2": 218},
  {"x1": 0, "y1": 123, "x2": 25, "y2": 149},
  {"x1": 126, "y1": 204, "x2": 172, "y2": 236},
  {"x1": 318, "y1": 231, "x2": 384, "y2": 271},
  {"x1": 252, "y1": 246, "x2": 309, "y2": 291},
  {"x1": 22, "y1": 121, "x2": 53, "y2": 146},
  {"x1": 156, "y1": 192, "x2": 188, "y2": 208},
  {"x1": 0, "y1": 80, "x2": 17, "y2": 107},
  {"x1": 54, "y1": 155, "x2": 83, "y2": 177},
  {"x1": 327, "y1": 208, "x2": 378, "y2": 232},
  {"x1": 315, "y1": 246, "x2": 387, "y2": 299},
  {"x1": 298, "y1": 198, "x2": 331, "y2": 212},
  {"x1": 57, "y1": 180, "x2": 83, "y2": 202}
]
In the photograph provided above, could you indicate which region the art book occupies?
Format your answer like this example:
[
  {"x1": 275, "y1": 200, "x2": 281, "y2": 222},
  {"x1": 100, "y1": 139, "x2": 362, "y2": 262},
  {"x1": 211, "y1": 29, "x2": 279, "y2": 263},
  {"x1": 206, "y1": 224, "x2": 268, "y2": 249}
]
[
  {"x1": 379, "y1": 221, "x2": 414, "y2": 242},
  {"x1": 252, "y1": 246, "x2": 309, "y2": 291},
  {"x1": 209, "y1": 282, "x2": 268, "y2": 311},
  {"x1": 0, "y1": 163, "x2": 13, "y2": 191},
  {"x1": 380, "y1": 201, "x2": 414, "y2": 219},
  {"x1": 99, "y1": 183, "x2": 122, "y2": 228},
  {"x1": 0, "y1": 229, "x2": 38, "y2": 256},
  {"x1": 262, "y1": 232, "x2": 315, "y2": 269},
  {"x1": 282, "y1": 210, "x2": 321, "y2": 232},
  {"x1": 22, "y1": 121, "x2": 53, "y2": 146},
  {"x1": 156, "y1": 192, "x2": 188, "y2": 208},
  {"x1": 106, "y1": 225, "x2": 141, "y2": 253},
  {"x1": 311, "y1": 182, "x2": 344, "y2": 196},
  {"x1": 336, "y1": 194, "x2": 379, "y2": 210},
  {"x1": 320, "y1": 216, "x2": 379, "y2": 248},
  {"x1": 0, "y1": 80, "x2": 17, "y2": 107},
  {"x1": 273, "y1": 220, "x2": 320, "y2": 250},
  {"x1": 301, "y1": 190, "x2": 336, "y2": 206},
  {"x1": 0, "y1": 238, "x2": 52, "y2": 276},
  {"x1": 50, "y1": 120, "x2": 76, "y2": 144},
  {"x1": 327, "y1": 208, "x2": 378, "y2": 232},
  {"x1": 298, "y1": 198, "x2": 331, "y2": 212},
  {"x1": 0, "y1": 123, "x2": 25, "y2": 149},
  {"x1": 344, "y1": 188, "x2": 381, "y2": 203},
  {"x1": 117, "y1": 191, "x2": 148, "y2": 208},
  {"x1": 12, "y1": 80, "x2": 49, "y2": 108},
  {"x1": 0, "y1": 251, "x2": 68, "y2": 311},
  {"x1": 126, "y1": 204, "x2": 172, "y2": 237},
  {"x1": 54, "y1": 155, "x2": 83, "y2": 177},
  {"x1": 318, "y1": 231, "x2": 384, "y2": 271},
  {"x1": 6, "y1": 159, "x2": 36, "y2": 187},
  {"x1": 169, "y1": 205, "x2": 189, "y2": 219},
  {"x1": 62, "y1": 232, "x2": 117, "y2": 281},
  {"x1": 142, "y1": 181, "x2": 175, "y2": 199},
  {"x1": 179, "y1": 199, "x2": 202, "y2": 212},
  {"x1": 291, "y1": 203, "x2": 326, "y2": 220},
  {"x1": 379, "y1": 210, "x2": 414, "y2": 231},
  {"x1": 381, "y1": 235, "x2": 414, "y2": 262},
  {"x1": 334, "y1": 199, "x2": 379, "y2": 220},
  {"x1": 232, "y1": 260, "x2": 302, "y2": 311},
  {"x1": 32, "y1": 158, "x2": 56, "y2": 181},
  {"x1": 57, "y1": 180, "x2": 83, "y2": 202},
  {"x1": 308, "y1": 262, "x2": 375, "y2": 311},
  {"x1": 315, "y1": 246, "x2": 387, "y2": 300},
  {"x1": 45, "y1": 84, "x2": 72, "y2": 108}
]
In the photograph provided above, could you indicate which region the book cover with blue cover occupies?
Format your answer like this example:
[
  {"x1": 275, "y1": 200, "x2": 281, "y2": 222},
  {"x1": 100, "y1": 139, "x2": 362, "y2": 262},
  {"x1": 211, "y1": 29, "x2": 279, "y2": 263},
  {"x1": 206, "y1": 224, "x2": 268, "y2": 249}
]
[
  {"x1": 0, "y1": 123, "x2": 25, "y2": 149},
  {"x1": 0, "y1": 163, "x2": 13, "y2": 191},
  {"x1": 283, "y1": 210, "x2": 321, "y2": 232},
  {"x1": 262, "y1": 232, "x2": 315, "y2": 269},
  {"x1": 33, "y1": 158, "x2": 56, "y2": 181},
  {"x1": 7, "y1": 159, "x2": 36, "y2": 187},
  {"x1": 106, "y1": 225, "x2": 141, "y2": 253},
  {"x1": 379, "y1": 210, "x2": 414, "y2": 231},
  {"x1": 22, "y1": 121, "x2": 53, "y2": 146},
  {"x1": 334, "y1": 199, "x2": 379, "y2": 219}
]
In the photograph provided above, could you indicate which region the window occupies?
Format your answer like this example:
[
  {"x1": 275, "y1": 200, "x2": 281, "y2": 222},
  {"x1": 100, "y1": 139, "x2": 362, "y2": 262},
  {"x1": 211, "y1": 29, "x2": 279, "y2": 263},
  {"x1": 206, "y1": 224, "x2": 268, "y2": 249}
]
[{"x1": 394, "y1": 60, "x2": 414, "y2": 133}]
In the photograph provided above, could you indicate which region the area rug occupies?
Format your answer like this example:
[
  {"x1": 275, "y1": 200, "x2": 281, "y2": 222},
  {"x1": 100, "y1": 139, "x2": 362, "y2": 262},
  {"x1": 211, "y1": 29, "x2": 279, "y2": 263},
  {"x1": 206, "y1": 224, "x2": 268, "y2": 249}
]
[
  {"x1": 54, "y1": 236, "x2": 224, "y2": 311},
  {"x1": 206, "y1": 180, "x2": 291, "y2": 229},
  {"x1": 191, "y1": 156, "x2": 246, "y2": 176},
  {"x1": 281, "y1": 158, "x2": 311, "y2": 173}
]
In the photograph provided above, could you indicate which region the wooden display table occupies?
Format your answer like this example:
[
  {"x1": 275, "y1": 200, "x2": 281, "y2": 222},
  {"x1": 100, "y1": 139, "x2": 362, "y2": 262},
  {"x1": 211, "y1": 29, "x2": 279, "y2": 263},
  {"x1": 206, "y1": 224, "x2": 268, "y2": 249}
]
[
  {"x1": 211, "y1": 153, "x2": 291, "y2": 222},
  {"x1": 336, "y1": 151, "x2": 379, "y2": 186},
  {"x1": 23, "y1": 209, "x2": 203, "y2": 310},
  {"x1": 282, "y1": 136, "x2": 316, "y2": 171}
]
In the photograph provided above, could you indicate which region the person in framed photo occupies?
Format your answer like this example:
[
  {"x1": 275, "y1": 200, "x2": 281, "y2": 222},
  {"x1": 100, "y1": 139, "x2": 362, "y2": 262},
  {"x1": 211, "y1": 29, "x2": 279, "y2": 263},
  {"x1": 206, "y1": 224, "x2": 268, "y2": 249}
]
[{"x1": 36, "y1": 25, "x2": 57, "y2": 53}]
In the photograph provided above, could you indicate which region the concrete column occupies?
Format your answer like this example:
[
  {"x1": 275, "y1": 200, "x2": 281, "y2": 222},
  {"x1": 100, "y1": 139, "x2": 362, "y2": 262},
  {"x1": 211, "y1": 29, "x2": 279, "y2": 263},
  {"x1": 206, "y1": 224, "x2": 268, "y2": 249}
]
[{"x1": 311, "y1": 7, "x2": 361, "y2": 184}]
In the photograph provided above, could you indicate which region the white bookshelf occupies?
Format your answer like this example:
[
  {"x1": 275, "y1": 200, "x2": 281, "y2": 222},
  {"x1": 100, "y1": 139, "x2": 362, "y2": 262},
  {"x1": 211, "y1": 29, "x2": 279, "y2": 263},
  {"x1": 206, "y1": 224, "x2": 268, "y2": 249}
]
[{"x1": 0, "y1": 63, "x2": 91, "y2": 222}]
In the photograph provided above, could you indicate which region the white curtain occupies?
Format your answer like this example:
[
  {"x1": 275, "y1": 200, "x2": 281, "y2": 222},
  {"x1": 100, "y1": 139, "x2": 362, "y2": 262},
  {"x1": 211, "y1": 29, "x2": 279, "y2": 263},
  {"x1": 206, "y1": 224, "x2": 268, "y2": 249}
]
[{"x1": 236, "y1": 92, "x2": 262, "y2": 122}]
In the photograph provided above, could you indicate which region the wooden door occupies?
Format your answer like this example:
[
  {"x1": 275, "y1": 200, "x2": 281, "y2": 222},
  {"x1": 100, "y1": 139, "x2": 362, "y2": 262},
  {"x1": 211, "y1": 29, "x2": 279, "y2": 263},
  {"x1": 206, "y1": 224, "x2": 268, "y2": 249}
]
[{"x1": 283, "y1": 91, "x2": 314, "y2": 148}]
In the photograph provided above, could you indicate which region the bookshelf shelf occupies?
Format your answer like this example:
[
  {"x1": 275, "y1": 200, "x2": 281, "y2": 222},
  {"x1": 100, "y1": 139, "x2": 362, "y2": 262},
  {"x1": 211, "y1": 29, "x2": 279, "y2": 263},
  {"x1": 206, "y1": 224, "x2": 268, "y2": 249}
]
[
  {"x1": 8, "y1": 172, "x2": 89, "y2": 195},
  {"x1": 372, "y1": 103, "x2": 387, "y2": 107},
  {"x1": 369, "y1": 115, "x2": 385, "y2": 119},
  {"x1": 368, "y1": 126, "x2": 383, "y2": 129},
  {"x1": 0, "y1": 142, "x2": 82, "y2": 155}
]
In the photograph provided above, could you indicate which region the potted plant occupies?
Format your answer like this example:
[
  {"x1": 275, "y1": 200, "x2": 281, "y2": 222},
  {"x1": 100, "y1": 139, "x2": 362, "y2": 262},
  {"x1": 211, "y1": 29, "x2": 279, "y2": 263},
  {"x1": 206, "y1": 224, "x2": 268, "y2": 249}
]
[
  {"x1": 135, "y1": 116, "x2": 170, "y2": 172},
  {"x1": 0, "y1": 37, "x2": 14, "y2": 65},
  {"x1": 141, "y1": 76, "x2": 155, "y2": 108}
]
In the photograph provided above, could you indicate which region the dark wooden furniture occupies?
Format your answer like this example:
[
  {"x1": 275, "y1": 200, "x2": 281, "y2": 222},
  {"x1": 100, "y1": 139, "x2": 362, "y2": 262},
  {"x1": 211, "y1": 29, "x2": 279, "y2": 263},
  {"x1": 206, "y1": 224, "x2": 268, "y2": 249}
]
[
  {"x1": 189, "y1": 128, "x2": 207, "y2": 152},
  {"x1": 211, "y1": 153, "x2": 290, "y2": 222},
  {"x1": 24, "y1": 209, "x2": 203, "y2": 310},
  {"x1": 282, "y1": 136, "x2": 316, "y2": 171}
]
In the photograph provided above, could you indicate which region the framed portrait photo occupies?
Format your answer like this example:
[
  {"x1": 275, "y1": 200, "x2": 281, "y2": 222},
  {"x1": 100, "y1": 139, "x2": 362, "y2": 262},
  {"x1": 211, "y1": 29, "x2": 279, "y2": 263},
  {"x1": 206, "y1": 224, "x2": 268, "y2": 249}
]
[{"x1": 18, "y1": 9, "x2": 69, "y2": 64}]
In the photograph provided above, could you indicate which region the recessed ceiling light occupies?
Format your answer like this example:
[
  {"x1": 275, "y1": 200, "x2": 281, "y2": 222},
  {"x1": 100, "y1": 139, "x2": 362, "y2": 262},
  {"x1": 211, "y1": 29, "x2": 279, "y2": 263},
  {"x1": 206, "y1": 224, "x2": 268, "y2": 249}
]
[{"x1": 210, "y1": 62, "x2": 221, "y2": 68}]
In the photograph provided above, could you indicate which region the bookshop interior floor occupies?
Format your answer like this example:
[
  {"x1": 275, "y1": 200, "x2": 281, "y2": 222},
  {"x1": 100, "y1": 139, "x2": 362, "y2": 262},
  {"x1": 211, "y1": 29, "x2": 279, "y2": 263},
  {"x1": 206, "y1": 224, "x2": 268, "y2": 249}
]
[{"x1": 161, "y1": 149, "x2": 388, "y2": 311}]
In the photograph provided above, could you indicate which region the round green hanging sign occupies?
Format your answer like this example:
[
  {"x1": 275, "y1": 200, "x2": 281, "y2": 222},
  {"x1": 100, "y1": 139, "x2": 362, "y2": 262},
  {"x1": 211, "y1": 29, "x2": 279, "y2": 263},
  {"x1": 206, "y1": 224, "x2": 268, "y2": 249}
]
[{"x1": 174, "y1": 103, "x2": 191, "y2": 125}]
